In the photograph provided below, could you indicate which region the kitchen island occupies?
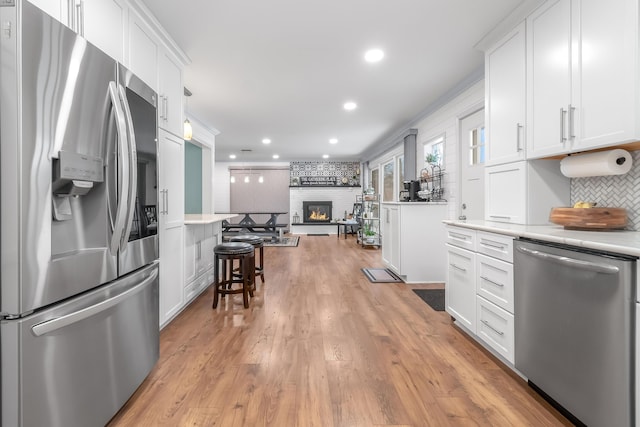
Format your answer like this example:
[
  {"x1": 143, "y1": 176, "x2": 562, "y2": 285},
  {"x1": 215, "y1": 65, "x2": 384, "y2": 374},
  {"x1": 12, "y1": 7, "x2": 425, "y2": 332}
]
[{"x1": 183, "y1": 214, "x2": 239, "y2": 308}]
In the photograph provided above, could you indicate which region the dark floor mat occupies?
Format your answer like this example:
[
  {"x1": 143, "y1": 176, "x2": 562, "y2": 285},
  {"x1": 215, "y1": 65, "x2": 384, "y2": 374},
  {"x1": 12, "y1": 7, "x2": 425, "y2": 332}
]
[
  {"x1": 413, "y1": 289, "x2": 445, "y2": 311},
  {"x1": 307, "y1": 233, "x2": 330, "y2": 236}
]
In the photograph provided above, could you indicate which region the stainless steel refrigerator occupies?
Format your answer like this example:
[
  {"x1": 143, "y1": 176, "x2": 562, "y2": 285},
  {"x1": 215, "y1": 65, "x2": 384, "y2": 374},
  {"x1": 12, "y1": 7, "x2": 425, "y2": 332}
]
[{"x1": 1, "y1": 1, "x2": 160, "y2": 426}]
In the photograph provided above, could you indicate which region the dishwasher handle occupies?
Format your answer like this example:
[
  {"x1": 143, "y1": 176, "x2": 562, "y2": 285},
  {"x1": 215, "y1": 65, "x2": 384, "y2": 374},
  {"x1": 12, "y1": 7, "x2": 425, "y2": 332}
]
[{"x1": 516, "y1": 246, "x2": 619, "y2": 274}]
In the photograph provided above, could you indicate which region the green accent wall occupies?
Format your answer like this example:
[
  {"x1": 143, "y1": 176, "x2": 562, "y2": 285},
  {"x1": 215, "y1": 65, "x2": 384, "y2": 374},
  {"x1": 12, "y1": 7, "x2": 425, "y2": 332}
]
[{"x1": 184, "y1": 141, "x2": 202, "y2": 214}]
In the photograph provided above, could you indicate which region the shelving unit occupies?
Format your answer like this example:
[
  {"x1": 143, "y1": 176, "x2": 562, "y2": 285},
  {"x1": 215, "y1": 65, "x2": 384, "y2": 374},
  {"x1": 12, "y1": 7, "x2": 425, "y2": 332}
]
[
  {"x1": 357, "y1": 193, "x2": 381, "y2": 248},
  {"x1": 419, "y1": 165, "x2": 446, "y2": 201}
]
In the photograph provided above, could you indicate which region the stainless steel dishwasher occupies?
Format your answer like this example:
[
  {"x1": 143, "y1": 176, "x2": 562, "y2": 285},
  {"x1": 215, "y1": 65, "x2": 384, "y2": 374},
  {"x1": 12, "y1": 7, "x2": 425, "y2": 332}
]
[{"x1": 514, "y1": 238, "x2": 637, "y2": 427}]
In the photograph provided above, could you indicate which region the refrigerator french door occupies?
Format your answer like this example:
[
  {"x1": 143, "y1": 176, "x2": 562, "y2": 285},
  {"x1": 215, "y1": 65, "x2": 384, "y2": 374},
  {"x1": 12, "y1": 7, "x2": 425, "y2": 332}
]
[{"x1": 0, "y1": 1, "x2": 159, "y2": 426}]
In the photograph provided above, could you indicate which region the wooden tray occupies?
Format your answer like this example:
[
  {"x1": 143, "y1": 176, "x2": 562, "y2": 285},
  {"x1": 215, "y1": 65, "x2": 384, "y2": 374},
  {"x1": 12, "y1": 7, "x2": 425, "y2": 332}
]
[{"x1": 549, "y1": 207, "x2": 628, "y2": 230}]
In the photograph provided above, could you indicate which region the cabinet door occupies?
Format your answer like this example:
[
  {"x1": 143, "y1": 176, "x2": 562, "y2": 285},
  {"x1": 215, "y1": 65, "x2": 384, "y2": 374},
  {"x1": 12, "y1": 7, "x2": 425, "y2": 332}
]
[
  {"x1": 486, "y1": 21, "x2": 526, "y2": 165},
  {"x1": 159, "y1": 131, "x2": 184, "y2": 228},
  {"x1": 128, "y1": 11, "x2": 158, "y2": 90},
  {"x1": 201, "y1": 223, "x2": 216, "y2": 272},
  {"x1": 526, "y1": 0, "x2": 572, "y2": 158},
  {"x1": 28, "y1": 0, "x2": 64, "y2": 22},
  {"x1": 184, "y1": 225, "x2": 199, "y2": 284},
  {"x1": 81, "y1": 0, "x2": 127, "y2": 62},
  {"x1": 446, "y1": 244, "x2": 476, "y2": 333},
  {"x1": 159, "y1": 225, "x2": 184, "y2": 327},
  {"x1": 573, "y1": 0, "x2": 639, "y2": 150},
  {"x1": 381, "y1": 205, "x2": 400, "y2": 272},
  {"x1": 484, "y1": 162, "x2": 526, "y2": 224},
  {"x1": 158, "y1": 50, "x2": 184, "y2": 137}
]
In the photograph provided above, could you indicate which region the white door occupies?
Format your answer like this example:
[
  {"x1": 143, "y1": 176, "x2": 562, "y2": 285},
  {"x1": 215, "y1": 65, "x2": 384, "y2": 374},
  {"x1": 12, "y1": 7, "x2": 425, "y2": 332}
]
[{"x1": 459, "y1": 109, "x2": 485, "y2": 221}]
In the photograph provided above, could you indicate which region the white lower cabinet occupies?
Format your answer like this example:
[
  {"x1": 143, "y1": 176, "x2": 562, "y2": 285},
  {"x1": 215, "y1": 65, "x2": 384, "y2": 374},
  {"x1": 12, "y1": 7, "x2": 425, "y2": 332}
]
[
  {"x1": 445, "y1": 225, "x2": 515, "y2": 364},
  {"x1": 184, "y1": 222, "x2": 221, "y2": 304},
  {"x1": 383, "y1": 203, "x2": 447, "y2": 283},
  {"x1": 476, "y1": 296, "x2": 514, "y2": 363},
  {"x1": 446, "y1": 244, "x2": 476, "y2": 333}
]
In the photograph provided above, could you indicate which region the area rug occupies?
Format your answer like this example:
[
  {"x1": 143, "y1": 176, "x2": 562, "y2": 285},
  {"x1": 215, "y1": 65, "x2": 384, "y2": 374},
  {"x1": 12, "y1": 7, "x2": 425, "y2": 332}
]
[
  {"x1": 361, "y1": 268, "x2": 403, "y2": 283},
  {"x1": 263, "y1": 236, "x2": 299, "y2": 247},
  {"x1": 413, "y1": 289, "x2": 445, "y2": 312},
  {"x1": 307, "y1": 233, "x2": 330, "y2": 236}
]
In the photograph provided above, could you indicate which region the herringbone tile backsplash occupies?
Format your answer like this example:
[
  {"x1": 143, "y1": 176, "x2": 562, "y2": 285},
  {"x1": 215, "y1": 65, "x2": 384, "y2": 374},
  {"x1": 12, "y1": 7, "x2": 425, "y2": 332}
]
[{"x1": 571, "y1": 151, "x2": 640, "y2": 230}]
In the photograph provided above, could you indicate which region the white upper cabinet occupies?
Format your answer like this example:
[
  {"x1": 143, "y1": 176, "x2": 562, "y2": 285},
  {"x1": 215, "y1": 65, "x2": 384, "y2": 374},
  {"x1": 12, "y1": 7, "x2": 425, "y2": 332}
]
[
  {"x1": 80, "y1": 0, "x2": 127, "y2": 63},
  {"x1": 527, "y1": 0, "x2": 640, "y2": 158},
  {"x1": 158, "y1": 50, "x2": 184, "y2": 137},
  {"x1": 485, "y1": 21, "x2": 526, "y2": 166},
  {"x1": 28, "y1": 0, "x2": 64, "y2": 22},
  {"x1": 128, "y1": 10, "x2": 159, "y2": 90},
  {"x1": 28, "y1": 0, "x2": 127, "y2": 63}
]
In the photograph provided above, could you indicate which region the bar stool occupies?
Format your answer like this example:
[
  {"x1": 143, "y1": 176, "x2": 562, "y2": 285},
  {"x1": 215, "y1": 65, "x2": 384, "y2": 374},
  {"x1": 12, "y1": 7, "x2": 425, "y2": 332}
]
[
  {"x1": 230, "y1": 234, "x2": 265, "y2": 283},
  {"x1": 212, "y1": 242, "x2": 255, "y2": 309}
]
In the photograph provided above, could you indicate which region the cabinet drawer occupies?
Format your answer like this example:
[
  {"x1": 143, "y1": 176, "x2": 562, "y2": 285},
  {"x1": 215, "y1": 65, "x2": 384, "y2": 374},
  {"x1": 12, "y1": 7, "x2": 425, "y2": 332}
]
[
  {"x1": 445, "y1": 226, "x2": 476, "y2": 251},
  {"x1": 476, "y1": 231, "x2": 513, "y2": 263},
  {"x1": 476, "y1": 296, "x2": 514, "y2": 364},
  {"x1": 476, "y1": 254, "x2": 514, "y2": 312}
]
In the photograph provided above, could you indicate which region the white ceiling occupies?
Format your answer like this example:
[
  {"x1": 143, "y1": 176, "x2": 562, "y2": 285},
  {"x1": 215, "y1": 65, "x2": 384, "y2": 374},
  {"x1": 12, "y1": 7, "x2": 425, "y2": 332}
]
[{"x1": 142, "y1": 0, "x2": 529, "y2": 162}]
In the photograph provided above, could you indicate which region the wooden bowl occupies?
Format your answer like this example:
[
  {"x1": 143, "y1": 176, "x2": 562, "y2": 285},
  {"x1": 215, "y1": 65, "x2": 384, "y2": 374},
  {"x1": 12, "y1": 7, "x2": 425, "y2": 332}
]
[{"x1": 549, "y1": 207, "x2": 628, "y2": 230}]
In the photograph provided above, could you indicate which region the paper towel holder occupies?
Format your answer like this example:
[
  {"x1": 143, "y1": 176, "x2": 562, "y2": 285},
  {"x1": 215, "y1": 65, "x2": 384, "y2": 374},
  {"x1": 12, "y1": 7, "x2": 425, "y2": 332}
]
[{"x1": 560, "y1": 148, "x2": 633, "y2": 178}]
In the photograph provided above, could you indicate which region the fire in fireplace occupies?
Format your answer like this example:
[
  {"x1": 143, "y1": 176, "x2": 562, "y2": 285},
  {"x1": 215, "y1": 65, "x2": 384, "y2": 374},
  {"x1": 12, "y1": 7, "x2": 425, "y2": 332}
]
[{"x1": 302, "y1": 201, "x2": 332, "y2": 223}]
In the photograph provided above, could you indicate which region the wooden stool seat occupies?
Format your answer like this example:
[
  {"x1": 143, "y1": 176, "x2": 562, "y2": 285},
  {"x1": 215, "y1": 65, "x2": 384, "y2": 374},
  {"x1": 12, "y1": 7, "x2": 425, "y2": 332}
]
[
  {"x1": 213, "y1": 242, "x2": 255, "y2": 309},
  {"x1": 230, "y1": 234, "x2": 265, "y2": 283}
]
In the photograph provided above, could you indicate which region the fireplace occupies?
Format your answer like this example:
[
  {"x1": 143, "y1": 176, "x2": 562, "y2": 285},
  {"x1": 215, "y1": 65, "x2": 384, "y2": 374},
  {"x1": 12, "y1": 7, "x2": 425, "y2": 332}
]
[{"x1": 303, "y1": 201, "x2": 332, "y2": 223}]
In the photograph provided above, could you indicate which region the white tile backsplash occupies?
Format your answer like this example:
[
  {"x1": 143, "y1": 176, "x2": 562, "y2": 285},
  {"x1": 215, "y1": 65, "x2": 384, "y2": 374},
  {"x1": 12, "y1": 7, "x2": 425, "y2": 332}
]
[{"x1": 571, "y1": 150, "x2": 640, "y2": 230}]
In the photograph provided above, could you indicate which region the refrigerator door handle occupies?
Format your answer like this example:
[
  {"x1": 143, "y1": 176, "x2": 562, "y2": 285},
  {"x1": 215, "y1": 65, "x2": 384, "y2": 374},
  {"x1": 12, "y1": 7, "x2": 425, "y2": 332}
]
[
  {"x1": 31, "y1": 268, "x2": 158, "y2": 337},
  {"x1": 516, "y1": 246, "x2": 620, "y2": 274},
  {"x1": 108, "y1": 81, "x2": 130, "y2": 254},
  {"x1": 117, "y1": 84, "x2": 138, "y2": 250}
]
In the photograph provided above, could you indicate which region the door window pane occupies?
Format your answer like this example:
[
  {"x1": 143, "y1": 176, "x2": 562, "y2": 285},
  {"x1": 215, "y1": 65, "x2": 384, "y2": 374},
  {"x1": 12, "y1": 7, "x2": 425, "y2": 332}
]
[{"x1": 469, "y1": 126, "x2": 486, "y2": 166}]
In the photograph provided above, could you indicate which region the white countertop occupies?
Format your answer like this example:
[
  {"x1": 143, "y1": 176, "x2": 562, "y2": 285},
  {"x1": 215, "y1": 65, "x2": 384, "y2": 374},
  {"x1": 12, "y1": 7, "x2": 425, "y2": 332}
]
[
  {"x1": 443, "y1": 220, "x2": 640, "y2": 257},
  {"x1": 381, "y1": 201, "x2": 448, "y2": 205},
  {"x1": 184, "y1": 213, "x2": 239, "y2": 225}
]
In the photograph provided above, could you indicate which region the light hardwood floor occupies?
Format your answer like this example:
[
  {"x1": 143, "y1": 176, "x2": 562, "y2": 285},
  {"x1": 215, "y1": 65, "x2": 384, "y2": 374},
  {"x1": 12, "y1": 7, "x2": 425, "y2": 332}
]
[{"x1": 108, "y1": 234, "x2": 570, "y2": 426}]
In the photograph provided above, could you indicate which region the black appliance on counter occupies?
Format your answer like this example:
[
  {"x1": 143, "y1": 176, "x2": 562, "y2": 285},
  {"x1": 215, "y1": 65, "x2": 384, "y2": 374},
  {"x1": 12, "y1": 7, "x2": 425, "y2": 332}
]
[{"x1": 401, "y1": 180, "x2": 423, "y2": 201}]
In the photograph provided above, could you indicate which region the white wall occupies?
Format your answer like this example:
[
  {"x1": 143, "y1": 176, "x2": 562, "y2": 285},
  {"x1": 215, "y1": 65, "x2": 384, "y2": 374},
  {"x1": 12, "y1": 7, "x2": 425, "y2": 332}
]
[
  {"x1": 365, "y1": 80, "x2": 485, "y2": 220},
  {"x1": 214, "y1": 161, "x2": 290, "y2": 213}
]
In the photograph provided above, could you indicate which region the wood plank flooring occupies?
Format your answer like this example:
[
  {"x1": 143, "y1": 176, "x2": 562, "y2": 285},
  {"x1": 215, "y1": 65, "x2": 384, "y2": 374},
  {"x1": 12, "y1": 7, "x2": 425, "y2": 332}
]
[{"x1": 108, "y1": 234, "x2": 570, "y2": 426}]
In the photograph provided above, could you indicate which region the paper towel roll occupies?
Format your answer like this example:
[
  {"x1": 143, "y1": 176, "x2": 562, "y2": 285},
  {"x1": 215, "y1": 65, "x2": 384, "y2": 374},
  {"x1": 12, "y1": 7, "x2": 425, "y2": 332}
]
[{"x1": 560, "y1": 149, "x2": 633, "y2": 178}]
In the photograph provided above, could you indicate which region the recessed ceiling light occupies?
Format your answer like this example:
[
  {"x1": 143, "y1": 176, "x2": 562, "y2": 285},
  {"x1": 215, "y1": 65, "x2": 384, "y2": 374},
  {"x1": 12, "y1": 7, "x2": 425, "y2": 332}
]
[
  {"x1": 262, "y1": 138, "x2": 271, "y2": 144},
  {"x1": 272, "y1": 154, "x2": 279, "y2": 159},
  {"x1": 229, "y1": 154, "x2": 236, "y2": 159},
  {"x1": 329, "y1": 138, "x2": 338, "y2": 144},
  {"x1": 343, "y1": 101, "x2": 357, "y2": 111},
  {"x1": 364, "y1": 48, "x2": 384, "y2": 63},
  {"x1": 322, "y1": 154, "x2": 329, "y2": 159}
]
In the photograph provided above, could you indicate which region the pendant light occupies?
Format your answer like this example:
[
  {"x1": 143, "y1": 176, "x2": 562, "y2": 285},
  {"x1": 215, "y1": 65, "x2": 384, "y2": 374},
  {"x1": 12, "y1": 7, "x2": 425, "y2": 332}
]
[{"x1": 183, "y1": 87, "x2": 193, "y2": 141}]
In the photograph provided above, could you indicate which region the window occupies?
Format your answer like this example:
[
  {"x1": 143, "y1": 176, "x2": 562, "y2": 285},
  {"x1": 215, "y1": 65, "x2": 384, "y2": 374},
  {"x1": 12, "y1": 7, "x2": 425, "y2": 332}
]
[
  {"x1": 468, "y1": 125, "x2": 485, "y2": 166},
  {"x1": 370, "y1": 168, "x2": 379, "y2": 196},
  {"x1": 397, "y1": 155, "x2": 404, "y2": 196},
  {"x1": 423, "y1": 135, "x2": 445, "y2": 169},
  {"x1": 382, "y1": 161, "x2": 394, "y2": 201}
]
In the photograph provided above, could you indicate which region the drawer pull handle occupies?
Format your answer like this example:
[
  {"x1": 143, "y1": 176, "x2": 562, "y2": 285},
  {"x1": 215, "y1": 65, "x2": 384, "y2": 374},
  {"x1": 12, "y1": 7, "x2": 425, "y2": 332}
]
[
  {"x1": 480, "y1": 241, "x2": 506, "y2": 251},
  {"x1": 480, "y1": 276, "x2": 504, "y2": 287},
  {"x1": 450, "y1": 263, "x2": 466, "y2": 272},
  {"x1": 489, "y1": 215, "x2": 511, "y2": 220},
  {"x1": 481, "y1": 319, "x2": 504, "y2": 336},
  {"x1": 449, "y1": 232, "x2": 469, "y2": 240}
]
